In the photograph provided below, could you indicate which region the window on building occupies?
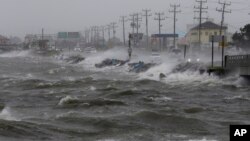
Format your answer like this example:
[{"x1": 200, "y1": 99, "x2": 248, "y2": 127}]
[
  {"x1": 206, "y1": 32, "x2": 208, "y2": 36},
  {"x1": 191, "y1": 32, "x2": 197, "y2": 35},
  {"x1": 214, "y1": 32, "x2": 217, "y2": 36}
]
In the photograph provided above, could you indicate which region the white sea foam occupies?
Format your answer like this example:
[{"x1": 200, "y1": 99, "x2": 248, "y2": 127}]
[
  {"x1": 225, "y1": 95, "x2": 250, "y2": 101},
  {"x1": 189, "y1": 138, "x2": 217, "y2": 141},
  {"x1": 138, "y1": 58, "x2": 221, "y2": 86},
  {"x1": 89, "y1": 86, "x2": 97, "y2": 91},
  {"x1": 154, "y1": 96, "x2": 173, "y2": 102},
  {"x1": 58, "y1": 95, "x2": 79, "y2": 106},
  {"x1": 97, "y1": 139, "x2": 119, "y2": 141},
  {"x1": 138, "y1": 61, "x2": 178, "y2": 81},
  {"x1": 0, "y1": 107, "x2": 20, "y2": 121},
  {"x1": 0, "y1": 50, "x2": 31, "y2": 58}
]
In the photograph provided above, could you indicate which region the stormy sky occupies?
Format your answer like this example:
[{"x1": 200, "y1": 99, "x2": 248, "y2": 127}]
[{"x1": 0, "y1": 0, "x2": 250, "y2": 39}]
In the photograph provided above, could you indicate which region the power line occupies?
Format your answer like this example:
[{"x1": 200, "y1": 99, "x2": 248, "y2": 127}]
[
  {"x1": 169, "y1": 4, "x2": 181, "y2": 48},
  {"x1": 194, "y1": 0, "x2": 208, "y2": 48}
]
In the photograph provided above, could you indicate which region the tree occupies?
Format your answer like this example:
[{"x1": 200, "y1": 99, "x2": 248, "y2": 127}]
[
  {"x1": 232, "y1": 24, "x2": 250, "y2": 48},
  {"x1": 232, "y1": 32, "x2": 242, "y2": 42},
  {"x1": 240, "y1": 24, "x2": 250, "y2": 40}
]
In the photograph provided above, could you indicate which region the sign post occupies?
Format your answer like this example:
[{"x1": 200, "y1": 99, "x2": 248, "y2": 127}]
[
  {"x1": 211, "y1": 35, "x2": 214, "y2": 68},
  {"x1": 222, "y1": 36, "x2": 225, "y2": 68}
]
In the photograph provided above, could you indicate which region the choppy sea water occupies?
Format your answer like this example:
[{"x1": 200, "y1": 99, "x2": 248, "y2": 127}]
[{"x1": 0, "y1": 49, "x2": 249, "y2": 141}]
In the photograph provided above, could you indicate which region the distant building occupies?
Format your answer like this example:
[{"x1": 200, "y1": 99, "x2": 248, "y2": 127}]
[
  {"x1": 0, "y1": 35, "x2": 9, "y2": 45},
  {"x1": 57, "y1": 32, "x2": 81, "y2": 40},
  {"x1": 56, "y1": 32, "x2": 82, "y2": 49},
  {"x1": 24, "y1": 34, "x2": 38, "y2": 44},
  {"x1": 151, "y1": 34, "x2": 178, "y2": 50},
  {"x1": 186, "y1": 21, "x2": 227, "y2": 47},
  {"x1": 9, "y1": 36, "x2": 22, "y2": 44},
  {"x1": 24, "y1": 34, "x2": 56, "y2": 50}
]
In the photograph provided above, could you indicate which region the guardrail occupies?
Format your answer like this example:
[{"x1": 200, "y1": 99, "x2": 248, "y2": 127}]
[{"x1": 225, "y1": 54, "x2": 250, "y2": 68}]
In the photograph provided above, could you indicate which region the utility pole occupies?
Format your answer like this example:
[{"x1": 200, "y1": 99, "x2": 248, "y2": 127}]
[
  {"x1": 84, "y1": 29, "x2": 90, "y2": 44},
  {"x1": 87, "y1": 29, "x2": 90, "y2": 44},
  {"x1": 120, "y1": 16, "x2": 127, "y2": 46},
  {"x1": 92, "y1": 26, "x2": 99, "y2": 45},
  {"x1": 216, "y1": 0, "x2": 231, "y2": 36},
  {"x1": 42, "y1": 28, "x2": 44, "y2": 41},
  {"x1": 154, "y1": 12, "x2": 165, "y2": 51},
  {"x1": 142, "y1": 9, "x2": 152, "y2": 49},
  {"x1": 130, "y1": 14, "x2": 136, "y2": 35},
  {"x1": 134, "y1": 13, "x2": 142, "y2": 46},
  {"x1": 194, "y1": 0, "x2": 208, "y2": 48},
  {"x1": 110, "y1": 22, "x2": 118, "y2": 39},
  {"x1": 90, "y1": 27, "x2": 94, "y2": 44},
  {"x1": 41, "y1": 28, "x2": 44, "y2": 50},
  {"x1": 169, "y1": 4, "x2": 181, "y2": 49},
  {"x1": 130, "y1": 14, "x2": 136, "y2": 45},
  {"x1": 96, "y1": 26, "x2": 100, "y2": 44},
  {"x1": 101, "y1": 26, "x2": 105, "y2": 47},
  {"x1": 106, "y1": 24, "x2": 111, "y2": 41},
  {"x1": 217, "y1": 1, "x2": 231, "y2": 68},
  {"x1": 154, "y1": 12, "x2": 165, "y2": 34}
]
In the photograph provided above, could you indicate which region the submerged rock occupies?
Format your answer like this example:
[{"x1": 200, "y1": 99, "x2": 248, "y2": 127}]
[
  {"x1": 159, "y1": 73, "x2": 166, "y2": 79},
  {"x1": 64, "y1": 55, "x2": 85, "y2": 64}
]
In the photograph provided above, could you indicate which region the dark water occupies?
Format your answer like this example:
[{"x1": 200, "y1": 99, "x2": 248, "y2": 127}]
[{"x1": 0, "y1": 50, "x2": 250, "y2": 141}]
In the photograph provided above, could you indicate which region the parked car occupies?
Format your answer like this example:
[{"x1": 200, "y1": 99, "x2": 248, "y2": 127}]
[{"x1": 84, "y1": 47, "x2": 97, "y2": 54}]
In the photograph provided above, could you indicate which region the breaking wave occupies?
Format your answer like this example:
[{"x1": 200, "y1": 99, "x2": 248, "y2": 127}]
[
  {"x1": 81, "y1": 47, "x2": 128, "y2": 71},
  {"x1": 0, "y1": 107, "x2": 20, "y2": 121},
  {"x1": 58, "y1": 96, "x2": 126, "y2": 108}
]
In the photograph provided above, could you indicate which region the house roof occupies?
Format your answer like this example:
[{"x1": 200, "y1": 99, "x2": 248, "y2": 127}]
[
  {"x1": 191, "y1": 21, "x2": 227, "y2": 30},
  {"x1": 0, "y1": 35, "x2": 9, "y2": 40}
]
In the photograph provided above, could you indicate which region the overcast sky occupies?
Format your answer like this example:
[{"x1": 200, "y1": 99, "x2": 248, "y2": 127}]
[{"x1": 0, "y1": 0, "x2": 250, "y2": 39}]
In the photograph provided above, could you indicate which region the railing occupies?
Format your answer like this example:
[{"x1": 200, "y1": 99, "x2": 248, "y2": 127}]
[{"x1": 225, "y1": 54, "x2": 250, "y2": 68}]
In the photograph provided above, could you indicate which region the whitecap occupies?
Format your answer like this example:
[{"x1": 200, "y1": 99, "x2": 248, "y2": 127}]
[
  {"x1": 0, "y1": 107, "x2": 20, "y2": 121},
  {"x1": 189, "y1": 138, "x2": 217, "y2": 141},
  {"x1": 58, "y1": 95, "x2": 79, "y2": 106},
  {"x1": 90, "y1": 86, "x2": 97, "y2": 91}
]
